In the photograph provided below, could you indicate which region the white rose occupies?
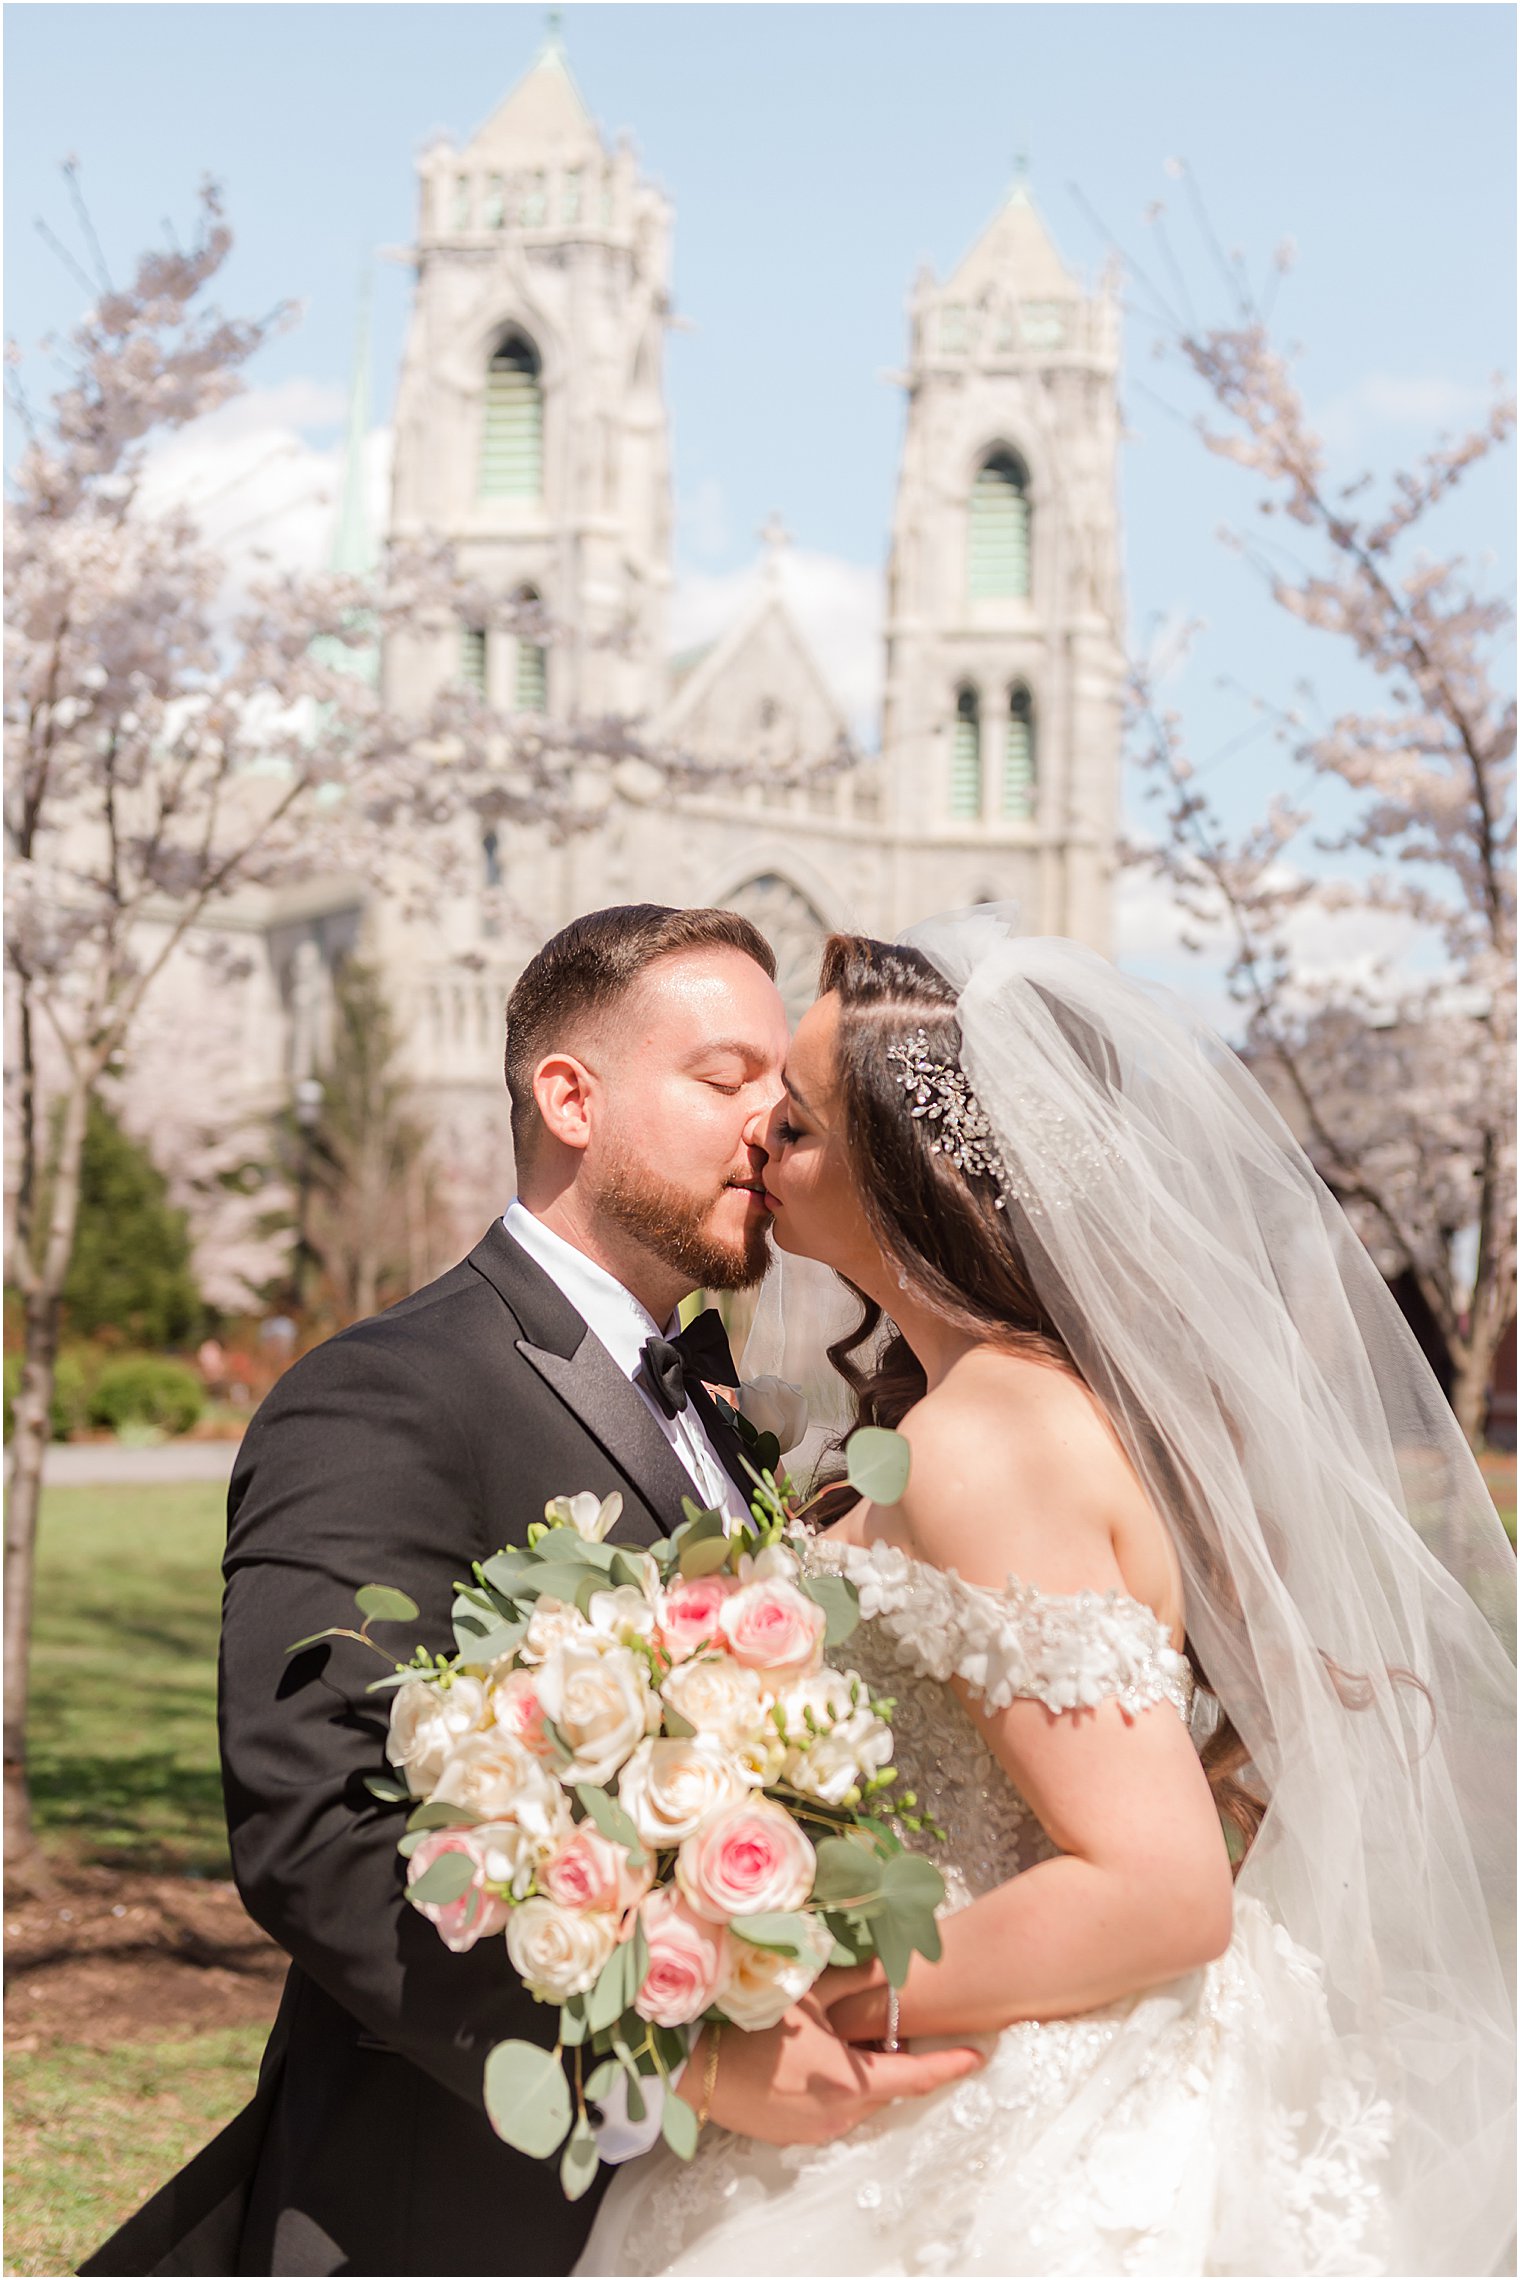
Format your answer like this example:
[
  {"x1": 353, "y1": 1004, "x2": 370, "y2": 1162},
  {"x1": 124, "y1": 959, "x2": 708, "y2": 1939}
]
[
  {"x1": 518, "y1": 1595, "x2": 596, "y2": 1665},
  {"x1": 716, "y1": 1916, "x2": 834, "y2": 2030},
  {"x1": 661, "y1": 1654, "x2": 772, "y2": 1756},
  {"x1": 386, "y1": 1674, "x2": 491, "y2": 1796},
  {"x1": 544, "y1": 1491, "x2": 624, "y2": 1544},
  {"x1": 736, "y1": 1376, "x2": 809, "y2": 1455},
  {"x1": 506, "y1": 1894, "x2": 620, "y2": 2002},
  {"x1": 587, "y1": 1584, "x2": 660, "y2": 1649},
  {"x1": 737, "y1": 1541, "x2": 801, "y2": 1585},
  {"x1": 533, "y1": 1639, "x2": 660, "y2": 1786},
  {"x1": 617, "y1": 1734, "x2": 751, "y2": 1851},
  {"x1": 471, "y1": 1816, "x2": 560, "y2": 1901},
  {"x1": 432, "y1": 1731, "x2": 571, "y2": 1834}
]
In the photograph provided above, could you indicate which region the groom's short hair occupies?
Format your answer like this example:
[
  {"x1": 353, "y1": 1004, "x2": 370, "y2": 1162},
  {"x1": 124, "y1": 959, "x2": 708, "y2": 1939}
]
[{"x1": 504, "y1": 903, "x2": 777, "y2": 1158}]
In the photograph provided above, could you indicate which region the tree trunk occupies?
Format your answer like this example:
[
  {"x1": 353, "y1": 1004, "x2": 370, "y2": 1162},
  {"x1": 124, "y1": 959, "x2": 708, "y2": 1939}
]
[
  {"x1": 4, "y1": 1076, "x2": 92, "y2": 1863},
  {"x1": 1452, "y1": 1283, "x2": 1514, "y2": 1454}
]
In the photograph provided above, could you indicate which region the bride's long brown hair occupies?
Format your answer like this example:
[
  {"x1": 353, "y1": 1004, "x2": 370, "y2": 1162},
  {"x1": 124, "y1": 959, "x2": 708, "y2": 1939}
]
[{"x1": 807, "y1": 931, "x2": 1267, "y2": 1871}]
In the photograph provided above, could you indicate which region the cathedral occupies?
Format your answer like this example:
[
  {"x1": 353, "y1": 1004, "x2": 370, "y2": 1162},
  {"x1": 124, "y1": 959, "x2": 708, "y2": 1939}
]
[{"x1": 259, "y1": 26, "x2": 1128, "y2": 1248}]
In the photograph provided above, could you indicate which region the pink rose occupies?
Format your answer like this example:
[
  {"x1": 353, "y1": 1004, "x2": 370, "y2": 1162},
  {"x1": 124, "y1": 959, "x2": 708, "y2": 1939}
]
[
  {"x1": 655, "y1": 1574, "x2": 739, "y2": 1664},
  {"x1": 676, "y1": 1796, "x2": 817, "y2": 1923},
  {"x1": 491, "y1": 1668, "x2": 558, "y2": 1760},
  {"x1": 406, "y1": 1828, "x2": 512, "y2": 1953},
  {"x1": 540, "y1": 1823, "x2": 653, "y2": 1925},
  {"x1": 717, "y1": 1578, "x2": 826, "y2": 1685},
  {"x1": 633, "y1": 1884, "x2": 726, "y2": 2028}
]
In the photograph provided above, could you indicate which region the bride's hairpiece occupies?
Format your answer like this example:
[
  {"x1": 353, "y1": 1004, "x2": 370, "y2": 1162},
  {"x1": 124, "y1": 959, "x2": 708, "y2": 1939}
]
[{"x1": 885, "y1": 1029, "x2": 1008, "y2": 1207}]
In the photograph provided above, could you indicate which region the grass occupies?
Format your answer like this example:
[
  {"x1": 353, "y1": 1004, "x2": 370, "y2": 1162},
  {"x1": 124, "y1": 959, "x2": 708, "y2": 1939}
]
[
  {"x1": 28, "y1": 1481, "x2": 230, "y2": 1873},
  {"x1": 3, "y1": 2027, "x2": 267, "y2": 2279}
]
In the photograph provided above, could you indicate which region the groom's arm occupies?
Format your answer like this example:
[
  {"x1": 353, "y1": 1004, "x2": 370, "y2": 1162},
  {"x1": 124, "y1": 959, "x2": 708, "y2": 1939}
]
[{"x1": 219, "y1": 1324, "x2": 543, "y2": 2112}]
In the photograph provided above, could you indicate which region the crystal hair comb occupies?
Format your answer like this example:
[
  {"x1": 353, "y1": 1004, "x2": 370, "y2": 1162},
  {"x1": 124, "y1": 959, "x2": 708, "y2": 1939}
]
[{"x1": 884, "y1": 1029, "x2": 1008, "y2": 1206}]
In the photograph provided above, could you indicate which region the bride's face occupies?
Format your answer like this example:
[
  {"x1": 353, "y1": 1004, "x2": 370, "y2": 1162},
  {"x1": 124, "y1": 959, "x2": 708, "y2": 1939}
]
[{"x1": 760, "y1": 991, "x2": 878, "y2": 1281}]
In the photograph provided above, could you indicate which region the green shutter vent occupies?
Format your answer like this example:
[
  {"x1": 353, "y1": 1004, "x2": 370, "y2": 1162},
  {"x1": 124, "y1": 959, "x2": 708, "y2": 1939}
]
[
  {"x1": 949, "y1": 688, "x2": 982, "y2": 820},
  {"x1": 1001, "y1": 687, "x2": 1036, "y2": 818},
  {"x1": 480, "y1": 339, "x2": 543, "y2": 499},
  {"x1": 515, "y1": 640, "x2": 547, "y2": 712},
  {"x1": 969, "y1": 454, "x2": 1030, "y2": 599},
  {"x1": 459, "y1": 627, "x2": 487, "y2": 694}
]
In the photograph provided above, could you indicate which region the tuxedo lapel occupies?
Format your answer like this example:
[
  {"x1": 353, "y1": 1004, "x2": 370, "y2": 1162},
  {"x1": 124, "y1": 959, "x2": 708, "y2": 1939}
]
[{"x1": 465, "y1": 1221, "x2": 703, "y2": 1537}]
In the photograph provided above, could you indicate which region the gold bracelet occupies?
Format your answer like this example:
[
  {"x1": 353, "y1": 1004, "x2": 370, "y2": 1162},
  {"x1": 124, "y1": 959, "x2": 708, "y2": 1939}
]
[{"x1": 694, "y1": 2022, "x2": 723, "y2": 2129}]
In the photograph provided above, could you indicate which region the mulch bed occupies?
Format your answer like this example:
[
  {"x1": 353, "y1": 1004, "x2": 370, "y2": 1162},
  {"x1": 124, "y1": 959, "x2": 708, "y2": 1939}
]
[{"x1": 5, "y1": 1862, "x2": 286, "y2": 2053}]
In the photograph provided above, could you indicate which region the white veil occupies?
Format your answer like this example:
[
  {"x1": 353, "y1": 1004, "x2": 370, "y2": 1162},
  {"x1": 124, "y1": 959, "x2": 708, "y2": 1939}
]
[{"x1": 761, "y1": 904, "x2": 1516, "y2": 2275}]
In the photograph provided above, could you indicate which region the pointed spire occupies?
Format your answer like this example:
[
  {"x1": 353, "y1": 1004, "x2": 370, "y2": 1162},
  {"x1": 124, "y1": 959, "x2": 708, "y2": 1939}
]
[{"x1": 331, "y1": 268, "x2": 374, "y2": 577}]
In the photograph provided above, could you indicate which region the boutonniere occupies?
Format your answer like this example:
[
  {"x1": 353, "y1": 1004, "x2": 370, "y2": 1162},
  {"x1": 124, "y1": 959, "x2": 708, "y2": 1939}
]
[{"x1": 715, "y1": 1375, "x2": 810, "y2": 1478}]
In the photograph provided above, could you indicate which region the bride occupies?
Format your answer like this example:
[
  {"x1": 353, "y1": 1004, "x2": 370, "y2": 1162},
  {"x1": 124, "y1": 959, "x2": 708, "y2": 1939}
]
[{"x1": 577, "y1": 910, "x2": 1515, "y2": 2278}]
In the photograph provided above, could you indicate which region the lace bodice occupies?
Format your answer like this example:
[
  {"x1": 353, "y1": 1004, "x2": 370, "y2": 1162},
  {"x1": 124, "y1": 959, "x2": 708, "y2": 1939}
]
[{"x1": 801, "y1": 1533, "x2": 1195, "y2": 1908}]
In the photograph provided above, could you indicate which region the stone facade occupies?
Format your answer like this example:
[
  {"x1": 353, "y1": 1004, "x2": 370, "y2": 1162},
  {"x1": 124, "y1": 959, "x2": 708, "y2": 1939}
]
[{"x1": 372, "y1": 35, "x2": 1125, "y2": 1238}]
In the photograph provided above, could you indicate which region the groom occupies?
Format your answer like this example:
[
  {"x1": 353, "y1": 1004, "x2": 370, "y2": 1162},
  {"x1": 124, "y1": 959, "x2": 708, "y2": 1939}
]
[{"x1": 83, "y1": 903, "x2": 979, "y2": 2279}]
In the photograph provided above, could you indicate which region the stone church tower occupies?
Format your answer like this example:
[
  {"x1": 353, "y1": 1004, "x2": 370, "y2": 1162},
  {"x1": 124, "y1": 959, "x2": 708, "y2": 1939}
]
[{"x1": 369, "y1": 32, "x2": 1125, "y2": 1240}]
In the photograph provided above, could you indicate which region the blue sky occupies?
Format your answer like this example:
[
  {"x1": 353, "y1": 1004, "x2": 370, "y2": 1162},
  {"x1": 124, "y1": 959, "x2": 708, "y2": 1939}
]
[{"x1": 6, "y1": 2, "x2": 1515, "y2": 1012}]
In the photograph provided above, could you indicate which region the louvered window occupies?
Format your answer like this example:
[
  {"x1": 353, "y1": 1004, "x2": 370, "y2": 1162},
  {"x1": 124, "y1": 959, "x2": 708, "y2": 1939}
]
[
  {"x1": 482, "y1": 829, "x2": 503, "y2": 889},
  {"x1": 969, "y1": 453, "x2": 1031, "y2": 599},
  {"x1": 522, "y1": 171, "x2": 548, "y2": 226},
  {"x1": 480, "y1": 336, "x2": 543, "y2": 499},
  {"x1": 1001, "y1": 685, "x2": 1036, "y2": 818},
  {"x1": 949, "y1": 686, "x2": 982, "y2": 819},
  {"x1": 516, "y1": 640, "x2": 547, "y2": 712},
  {"x1": 452, "y1": 174, "x2": 472, "y2": 230},
  {"x1": 459, "y1": 627, "x2": 487, "y2": 693},
  {"x1": 483, "y1": 174, "x2": 504, "y2": 229},
  {"x1": 563, "y1": 168, "x2": 583, "y2": 223}
]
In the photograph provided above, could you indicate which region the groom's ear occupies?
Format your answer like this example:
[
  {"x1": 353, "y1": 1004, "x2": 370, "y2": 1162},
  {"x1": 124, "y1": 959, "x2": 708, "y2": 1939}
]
[{"x1": 532, "y1": 1052, "x2": 598, "y2": 1155}]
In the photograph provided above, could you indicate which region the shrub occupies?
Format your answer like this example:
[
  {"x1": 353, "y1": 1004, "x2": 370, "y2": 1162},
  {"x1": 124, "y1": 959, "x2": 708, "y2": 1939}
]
[
  {"x1": 3, "y1": 1348, "x2": 94, "y2": 1442},
  {"x1": 62, "y1": 1099, "x2": 205, "y2": 1347},
  {"x1": 87, "y1": 1356, "x2": 206, "y2": 1439}
]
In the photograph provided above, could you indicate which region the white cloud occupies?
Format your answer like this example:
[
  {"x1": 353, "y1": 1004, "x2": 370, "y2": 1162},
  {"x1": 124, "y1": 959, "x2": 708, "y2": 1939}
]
[
  {"x1": 671, "y1": 547, "x2": 884, "y2": 743},
  {"x1": 137, "y1": 380, "x2": 392, "y2": 621},
  {"x1": 1316, "y1": 372, "x2": 1494, "y2": 456},
  {"x1": 677, "y1": 476, "x2": 731, "y2": 562}
]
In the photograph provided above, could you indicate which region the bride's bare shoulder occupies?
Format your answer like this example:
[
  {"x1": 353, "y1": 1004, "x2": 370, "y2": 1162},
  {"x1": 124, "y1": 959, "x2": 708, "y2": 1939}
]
[{"x1": 885, "y1": 1349, "x2": 1137, "y2": 1597}]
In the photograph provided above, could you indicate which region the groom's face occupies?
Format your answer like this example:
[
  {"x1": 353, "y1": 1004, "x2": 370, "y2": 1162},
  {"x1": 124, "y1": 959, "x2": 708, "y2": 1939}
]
[{"x1": 584, "y1": 947, "x2": 789, "y2": 1290}]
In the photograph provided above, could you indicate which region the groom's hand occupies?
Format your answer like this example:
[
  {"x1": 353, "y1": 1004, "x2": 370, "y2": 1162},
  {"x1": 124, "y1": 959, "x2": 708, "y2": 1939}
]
[{"x1": 689, "y1": 1993, "x2": 984, "y2": 2147}]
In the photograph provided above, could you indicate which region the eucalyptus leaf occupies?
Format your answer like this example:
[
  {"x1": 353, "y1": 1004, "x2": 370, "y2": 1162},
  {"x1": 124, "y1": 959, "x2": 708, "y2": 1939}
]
[
  {"x1": 607, "y1": 1549, "x2": 649, "y2": 1591},
  {"x1": 460, "y1": 1622, "x2": 527, "y2": 1665},
  {"x1": 354, "y1": 1584, "x2": 421, "y2": 1625},
  {"x1": 678, "y1": 1500, "x2": 726, "y2": 1534},
  {"x1": 661, "y1": 1702, "x2": 697, "y2": 1739},
  {"x1": 362, "y1": 1772, "x2": 412, "y2": 1804},
  {"x1": 584, "y1": 1943, "x2": 631, "y2": 2035},
  {"x1": 482, "y1": 2040, "x2": 572, "y2": 2159},
  {"x1": 584, "y1": 2057, "x2": 621, "y2": 2106},
  {"x1": 750, "y1": 1431, "x2": 782, "y2": 1477},
  {"x1": 406, "y1": 1799, "x2": 483, "y2": 1833},
  {"x1": 365, "y1": 1670, "x2": 415, "y2": 1693},
  {"x1": 730, "y1": 1910, "x2": 813, "y2": 1955},
  {"x1": 513, "y1": 1563, "x2": 592, "y2": 1607},
  {"x1": 285, "y1": 1628, "x2": 338, "y2": 1655},
  {"x1": 558, "y1": 2003, "x2": 587, "y2": 2046},
  {"x1": 623, "y1": 2066, "x2": 646, "y2": 2125},
  {"x1": 678, "y1": 1533, "x2": 733, "y2": 1581},
  {"x1": 811, "y1": 1835, "x2": 885, "y2": 1909},
  {"x1": 480, "y1": 1550, "x2": 534, "y2": 1596},
  {"x1": 881, "y1": 1851, "x2": 947, "y2": 1910},
  {"x1": 406, "y1": 1850, "x2": 477, "y2": 1907},
  {"x1": 575, "y1": 1783, "x2": 647, "y2": 1865},
  {"x1": 870, "y1": 1904, "x2": 915, "y2": 1989},
  {"x1": 800, "y1": 1572, "x2": 860, "y2": 1649},
  {"x1": 660, "y1": 2089, "x2": 699, "y2": 2162},
  {"x1": 560, "y1": 2119, "x2": 600, "y2": 2201},
  {"x1": 534, "y1": 1527, "x2": 611, "y2": 1568},
  {"x1": 844, "y1": 1426, "x2": 912, "y2": 1507}
]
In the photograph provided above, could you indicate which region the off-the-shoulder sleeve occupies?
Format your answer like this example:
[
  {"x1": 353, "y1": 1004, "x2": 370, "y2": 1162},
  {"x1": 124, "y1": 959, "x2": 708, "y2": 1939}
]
[{"x1": 806, "y1": 1536, "x2": 1193, "y2": 1721}]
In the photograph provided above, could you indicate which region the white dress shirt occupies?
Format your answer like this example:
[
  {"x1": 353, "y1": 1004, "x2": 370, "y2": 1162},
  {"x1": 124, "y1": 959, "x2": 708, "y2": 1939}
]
[
  {"x1": 503, "y1": 1199, "x2": 742, "y2": 1521},
  {"x1": 501, "y1": 1200, "x2": 728, "y2": 2160}
]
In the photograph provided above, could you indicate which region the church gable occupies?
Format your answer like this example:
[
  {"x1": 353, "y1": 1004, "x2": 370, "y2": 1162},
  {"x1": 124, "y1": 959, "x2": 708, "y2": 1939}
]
[{"x1": 662, "y1": 596, "x2": 845, "y2": 769}]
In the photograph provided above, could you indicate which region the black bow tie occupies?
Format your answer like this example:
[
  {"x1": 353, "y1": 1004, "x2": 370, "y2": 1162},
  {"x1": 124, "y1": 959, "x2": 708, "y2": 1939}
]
[{"x1": 638, "y1": 1309, "x2": 740, "y2": 1420}]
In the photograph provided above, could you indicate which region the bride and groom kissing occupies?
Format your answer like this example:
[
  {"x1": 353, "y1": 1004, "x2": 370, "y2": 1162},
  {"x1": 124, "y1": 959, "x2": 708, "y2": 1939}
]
[{"x1": 86, "y1": 899, "x2": 1514, "y2": 2279}]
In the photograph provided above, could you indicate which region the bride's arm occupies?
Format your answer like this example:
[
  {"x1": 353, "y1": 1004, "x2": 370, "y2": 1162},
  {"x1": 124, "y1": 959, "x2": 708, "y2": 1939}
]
[{"x1": 826, "y1": 1383, "x2": 1235, "y2": 2042}]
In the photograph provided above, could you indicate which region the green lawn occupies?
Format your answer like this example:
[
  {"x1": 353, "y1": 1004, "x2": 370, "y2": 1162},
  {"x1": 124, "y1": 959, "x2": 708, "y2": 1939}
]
[
  {"x1": 28, "y1": 1482, "x2": 230, "y2": 1872},
  {"x1": 5, "y1": 2028, "x2": 265, "y2": 2278}
]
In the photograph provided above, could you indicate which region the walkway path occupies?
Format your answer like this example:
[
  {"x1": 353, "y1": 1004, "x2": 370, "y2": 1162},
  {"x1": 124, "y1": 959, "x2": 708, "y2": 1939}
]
[{"x1": 41, "y1": 1439, "x2": 242, "y2": 1487}]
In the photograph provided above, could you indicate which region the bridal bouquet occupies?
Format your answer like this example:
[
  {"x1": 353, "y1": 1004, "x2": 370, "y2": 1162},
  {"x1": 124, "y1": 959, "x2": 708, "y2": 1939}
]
[{"x1": 293, "y1": 1428, "x2": 944, "y2": 2195}]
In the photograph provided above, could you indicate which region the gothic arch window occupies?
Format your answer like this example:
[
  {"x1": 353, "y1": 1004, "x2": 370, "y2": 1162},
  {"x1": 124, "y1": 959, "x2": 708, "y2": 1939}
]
[
  {"x1": 1001, "y1": 683, "x2": 1036, "y2": 820},
  {"x1": 480, "y1": 331, "x2": 543, "y2": 500},
  {"x1": 950, "y1": 684, "x2": 983, "y2": 820},
  {"x1": 458, "y1": 626, "x2": 487, "y2": 693},
  {"x1": 969, "y1": 450, "x2": 1031, "y2": 600},
  {"x1": 513, "y1": 585, "x2": 548, "y2": 711},
  {"x1": 482, "y1": 829, "x2": 503, "y2": 889},
  {"x1": 721, "y1": 874, "x2": 828, "y2": 1024}
]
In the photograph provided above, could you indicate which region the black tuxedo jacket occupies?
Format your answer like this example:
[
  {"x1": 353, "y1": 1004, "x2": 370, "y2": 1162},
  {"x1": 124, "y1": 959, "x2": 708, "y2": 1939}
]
[{"x1": 80, "y1": 1223, "x2": 751, "y2": 2279}]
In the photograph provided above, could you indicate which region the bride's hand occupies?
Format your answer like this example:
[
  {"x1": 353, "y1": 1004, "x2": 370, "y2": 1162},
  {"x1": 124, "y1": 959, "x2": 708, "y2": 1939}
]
[{"x1": 815, "y1": 1958, "x2": 892, "y2": 2044}]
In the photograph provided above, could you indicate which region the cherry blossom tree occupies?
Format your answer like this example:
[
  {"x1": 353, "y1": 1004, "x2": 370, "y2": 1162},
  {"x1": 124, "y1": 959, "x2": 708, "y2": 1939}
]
[
  {"x1": 3, "y1": 181, "x2": 844, "y2": 1859},
  {"x1": 1122, "y1": 169, "x2": 1515, "y2": 1448}
]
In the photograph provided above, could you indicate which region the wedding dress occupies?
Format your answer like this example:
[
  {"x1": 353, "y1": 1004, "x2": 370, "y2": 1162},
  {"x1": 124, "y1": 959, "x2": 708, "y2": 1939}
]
[{"x1": 577, "y1": 1536, "x2": 1394, "y2": 2278}]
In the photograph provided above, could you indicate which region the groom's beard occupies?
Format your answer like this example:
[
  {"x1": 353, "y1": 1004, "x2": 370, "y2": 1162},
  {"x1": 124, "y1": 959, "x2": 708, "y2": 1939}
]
[{"x1": 597, "y1": 1157, "x2": 772, "y2": 1291}]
